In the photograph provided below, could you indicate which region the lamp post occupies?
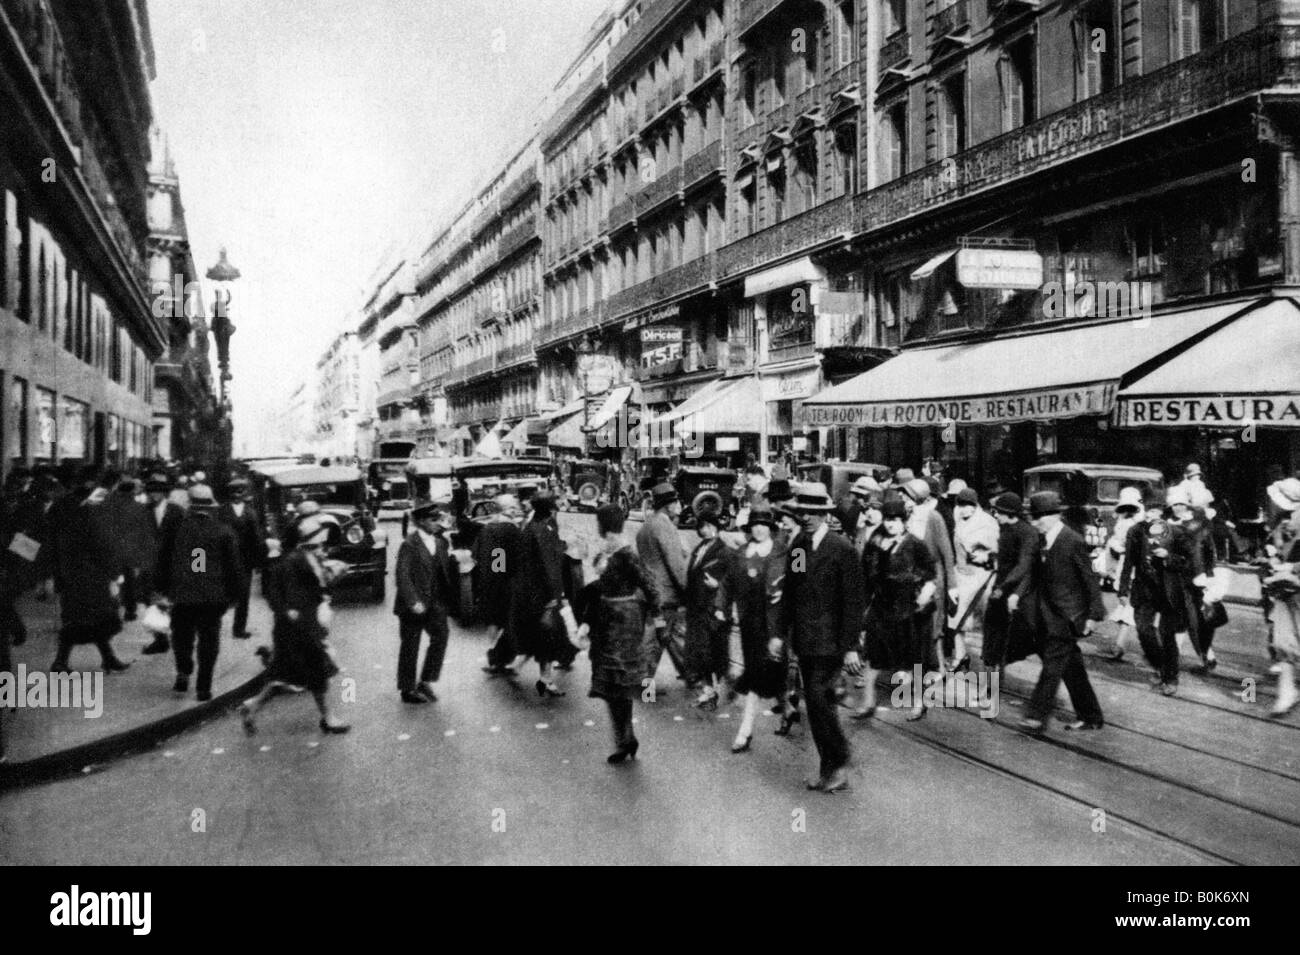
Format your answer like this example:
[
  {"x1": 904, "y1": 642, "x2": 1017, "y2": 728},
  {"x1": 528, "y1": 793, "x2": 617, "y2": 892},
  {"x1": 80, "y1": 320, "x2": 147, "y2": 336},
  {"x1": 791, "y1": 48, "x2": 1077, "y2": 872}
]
[
  {"x1": 575, "y1": 333, "x2": 595, "y2": 455},
  {"x1": 206, "y1": 248, "x2": 240, "y2": 481}
]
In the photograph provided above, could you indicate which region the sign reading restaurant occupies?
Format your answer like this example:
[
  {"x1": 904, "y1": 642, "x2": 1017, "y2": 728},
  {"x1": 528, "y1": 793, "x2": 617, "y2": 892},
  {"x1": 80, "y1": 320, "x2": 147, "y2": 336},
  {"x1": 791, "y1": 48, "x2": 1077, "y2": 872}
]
[
  {"x1": 804, "y1": 383, "x2": 1116, "y2": 428},
  {"x1": 1117, "y1": 395, "x2": 1300, "y2": 428}
]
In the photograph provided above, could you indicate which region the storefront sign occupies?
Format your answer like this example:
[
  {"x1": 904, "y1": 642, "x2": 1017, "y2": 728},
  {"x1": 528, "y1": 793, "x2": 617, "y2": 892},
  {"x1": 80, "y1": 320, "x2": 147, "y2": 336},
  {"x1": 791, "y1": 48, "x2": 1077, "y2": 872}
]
[
  {"x1": 715, "y1": 437, "x2": 740, "y2": 452},
  {"x1": 956, "y1": 249, "x2": 1043, "y2": 290},
  {"x1": 1117, "y1": 395, "x2": 1300, "y2": 428},
  {"x1": 763, "y1": 370, "x2": 819, "y2": 402},
  {"x1": 623, "y1": 303, "x2": 680, "y2": 331},
  {"x1": 804, "y1": 383, "x2": 1116, "y2": 428},
  {"x1": 641, "y1": 325, "x2": 683, "y2": 343},
  {"x1": 640, "y1": 342, "x2": 683, "y2": 369}
]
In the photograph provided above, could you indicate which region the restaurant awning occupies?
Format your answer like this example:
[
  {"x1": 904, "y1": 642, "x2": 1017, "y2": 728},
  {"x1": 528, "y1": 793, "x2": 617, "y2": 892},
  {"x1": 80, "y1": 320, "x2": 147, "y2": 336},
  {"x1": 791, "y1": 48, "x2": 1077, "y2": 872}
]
[
  {"x1": 1116, "y1": 298, "x2": 1300, "y2": 428},
  {"x1": 658, "y1": 376, "x2": 731, "y2": 423},
  {"x1": 909, "y1": 250, "x2": 957, "y2": 281},
  {"x1": 500, "y1": 418, "x2": 533, "y2": 448},
  {"x1": 674, "y1": 376, "x2": 764, "y2": 434},
  {"x1": 537, "y1": 398, "x2": 584, "y2": 422},
  {"x1": 547, "y1": 410, "x2": 586, "y2": 449},
  {"x1": 802, "y1": 300, "x2": 1251, "y2": 429},
  {"x1": 587, "y1": 386, "x2": 633, "y2": 432}
]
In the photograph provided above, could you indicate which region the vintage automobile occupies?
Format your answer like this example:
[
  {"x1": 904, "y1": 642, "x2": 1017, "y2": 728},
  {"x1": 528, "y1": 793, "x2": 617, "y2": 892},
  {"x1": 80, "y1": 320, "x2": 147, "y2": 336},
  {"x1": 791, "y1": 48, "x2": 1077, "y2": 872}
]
[
  {"x1": 674, "y1": 464, "x2": 739, "y2": 528},
  {"x1": 367, "y1": 458, "x2": 413, "y2": 513},
  {"x1": 440, "y1": 457, "x2": 556, "y2": 548},
  {"x1": 624, "y1": 455, "x2": 672, "y2": 513},
  {"x1": 255, "y1": 465, "x2": 388, "y2": 602},
  {"x1": 560, "y1": 458, "x2": 614, "y2": 512},
  {"x1": 1023, "y1": 463, "x2": 1166, "y2": 534},
  {"x1": 795, "y1": 461, "x2": 893, "y2": 503},
  {"x1": 404, "y1": 457, "x2": 455, "y2": 509}
]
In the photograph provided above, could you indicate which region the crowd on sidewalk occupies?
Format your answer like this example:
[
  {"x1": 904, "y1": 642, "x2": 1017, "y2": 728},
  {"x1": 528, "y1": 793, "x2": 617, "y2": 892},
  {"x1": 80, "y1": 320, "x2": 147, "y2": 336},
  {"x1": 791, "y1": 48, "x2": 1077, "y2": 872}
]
[{"x1": 0, "y1": 464, "x2": 267, "y2": 761}]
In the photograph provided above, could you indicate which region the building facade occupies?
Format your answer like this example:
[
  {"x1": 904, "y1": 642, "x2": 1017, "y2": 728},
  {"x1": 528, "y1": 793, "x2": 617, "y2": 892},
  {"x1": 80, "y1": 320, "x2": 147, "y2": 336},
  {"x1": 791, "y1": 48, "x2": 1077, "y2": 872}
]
[
  {"x1": 311, "y1": 329, "x2": 360, "y2": 462},
  {"x1": 1, "y1": 0, "x2": 164, "y2": 478}
]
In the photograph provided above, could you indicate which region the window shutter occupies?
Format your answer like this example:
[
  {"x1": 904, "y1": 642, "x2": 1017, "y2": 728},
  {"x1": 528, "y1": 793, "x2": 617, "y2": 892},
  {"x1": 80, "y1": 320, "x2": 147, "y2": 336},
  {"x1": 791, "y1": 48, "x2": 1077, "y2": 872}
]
[{"x1": 1179, "y1": 0, "x2": 1199, "y2": 58}]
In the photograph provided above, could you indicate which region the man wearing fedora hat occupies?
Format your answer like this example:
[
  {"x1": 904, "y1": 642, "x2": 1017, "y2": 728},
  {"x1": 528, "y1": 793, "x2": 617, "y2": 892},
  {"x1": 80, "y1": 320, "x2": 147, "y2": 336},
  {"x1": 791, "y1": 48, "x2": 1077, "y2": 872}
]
[
  {"x1": 394, "y1": 499, "x2": 457, "y2": 703},
  {"x1": 139, "y1": 472, "x2": 186, "y2": 654},
  {"x1": 778, "y1": 482, "x2": 865, "y2": 792},
  {"x1": 1017, "y1": 491, "x2": 1106, "y2": 733},
  {"x1": 636, "y1": 482, "x2": 691, "y2": 692},
  {"x1": 154, "y1": 484, "x2": 244, "y2": 701},
  {"x1": 218, "y1": 477, "x2": 267, "y2": 639}
]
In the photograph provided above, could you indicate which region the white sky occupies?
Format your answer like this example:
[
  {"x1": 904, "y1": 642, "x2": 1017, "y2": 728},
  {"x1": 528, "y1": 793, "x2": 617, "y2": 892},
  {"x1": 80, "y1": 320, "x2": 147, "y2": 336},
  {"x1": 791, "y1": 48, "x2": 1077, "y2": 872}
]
[{"x1": 147, "y1": 0, "x2": 611, "y2": 447}]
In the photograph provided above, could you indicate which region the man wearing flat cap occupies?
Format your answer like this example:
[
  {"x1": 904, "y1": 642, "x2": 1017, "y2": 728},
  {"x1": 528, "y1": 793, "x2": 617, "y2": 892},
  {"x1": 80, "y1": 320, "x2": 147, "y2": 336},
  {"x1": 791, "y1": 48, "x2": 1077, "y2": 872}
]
[
  {"x1": 777, "y1": 483, "x2": 865, "y2": 793},
  {"x1": 218, "y1": 477, "x2": 266, "y2": 639},
  {"x1": 394, "y1": 499, "x2": 457, "y2": 703},
  {"x1": 984, "y1": 492, "x2": 1040, "y2": 671},
  {"x1": 1017, "y1": 491, "x2": 1107, "y2": 733},
  {"x1": 636, "y1": 482, "x2": 691, "y2": 692}
]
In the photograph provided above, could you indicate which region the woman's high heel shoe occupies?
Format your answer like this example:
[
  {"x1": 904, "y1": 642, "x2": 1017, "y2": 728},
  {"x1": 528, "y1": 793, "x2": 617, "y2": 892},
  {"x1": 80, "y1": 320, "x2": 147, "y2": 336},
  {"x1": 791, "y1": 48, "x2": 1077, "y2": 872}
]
[
  {"x1": 774, "y1": 709, "x2": 801, "y2": 736},
  {"x1": 319, "y1": 719, "x2": 351, "y2": 734},
  {"x1": 731, "y1": 735, "x2": 752, "y2": 754},
  {"x1": 537, "y1": 680, "x2": 566, "y2": 698},
  {"x1": 608, "y1": 738, "x2": 639, "y2": 763}
]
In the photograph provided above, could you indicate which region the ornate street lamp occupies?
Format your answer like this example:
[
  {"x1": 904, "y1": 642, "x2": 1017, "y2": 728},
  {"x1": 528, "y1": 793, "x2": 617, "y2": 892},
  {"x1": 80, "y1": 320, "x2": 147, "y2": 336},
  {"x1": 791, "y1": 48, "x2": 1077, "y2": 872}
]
[{"x1": 206, "y1": 248, "x2": 240, "y2": 480}]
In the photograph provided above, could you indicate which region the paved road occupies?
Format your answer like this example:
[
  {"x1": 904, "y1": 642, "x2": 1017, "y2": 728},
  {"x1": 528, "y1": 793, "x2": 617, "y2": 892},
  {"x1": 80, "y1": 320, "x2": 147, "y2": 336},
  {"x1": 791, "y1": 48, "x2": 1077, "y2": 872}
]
[{"x1": 0, "y1": 515, "x2": 1293, "y2": 865}]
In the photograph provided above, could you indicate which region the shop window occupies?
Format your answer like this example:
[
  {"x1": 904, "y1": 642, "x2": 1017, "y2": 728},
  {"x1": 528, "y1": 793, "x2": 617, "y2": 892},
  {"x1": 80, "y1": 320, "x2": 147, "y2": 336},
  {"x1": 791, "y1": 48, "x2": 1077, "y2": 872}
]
[
  {"x1": 8, "y1": 377, "x2": 27, "y2": 461},
  {"x1": 767, "y1": 286, "x2": 815, "y2": 358},
  {"x1": 1075, "y1": 0, "x2": 1118, "y2": 101},
  {"x1": 35, "y1": 387, "x2": 55, "y2": 461},
  {"x1": 999, "y1": 36, "x2": 1035, "y2": 132},
  {"x1": 58, "y1": 396, "x2": 86, "y2": 460}
]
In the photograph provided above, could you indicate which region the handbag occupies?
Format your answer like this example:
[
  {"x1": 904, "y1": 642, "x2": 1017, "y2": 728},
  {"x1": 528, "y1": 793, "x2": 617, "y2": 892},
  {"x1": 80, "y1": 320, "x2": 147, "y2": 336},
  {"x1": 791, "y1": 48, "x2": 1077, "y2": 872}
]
[
  {"x1": 1202, "y1": 600, "x2": 1228, "y2": 629},
  {"x1": 141, "y1": 603, "x2": 171, "y2": 636}
]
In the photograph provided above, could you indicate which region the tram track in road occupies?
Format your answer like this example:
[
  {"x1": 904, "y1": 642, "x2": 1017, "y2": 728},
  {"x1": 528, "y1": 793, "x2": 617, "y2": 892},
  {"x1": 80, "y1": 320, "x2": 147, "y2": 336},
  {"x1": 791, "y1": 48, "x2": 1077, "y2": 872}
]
[{"x1": 853, "y1": 669, "x2": 1300, "y2": 865}]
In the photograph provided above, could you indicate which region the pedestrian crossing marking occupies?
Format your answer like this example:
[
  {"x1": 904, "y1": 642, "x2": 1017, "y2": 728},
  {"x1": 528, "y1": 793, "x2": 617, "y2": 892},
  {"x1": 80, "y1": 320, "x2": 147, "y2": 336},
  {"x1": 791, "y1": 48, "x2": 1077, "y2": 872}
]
[{"x1": 398, "y1": 733, "x2": 411, "y2": 741}]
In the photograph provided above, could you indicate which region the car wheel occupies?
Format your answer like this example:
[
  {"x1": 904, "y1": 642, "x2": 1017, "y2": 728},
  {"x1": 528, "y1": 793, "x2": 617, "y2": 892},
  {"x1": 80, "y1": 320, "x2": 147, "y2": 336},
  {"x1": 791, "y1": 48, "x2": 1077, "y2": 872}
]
[{"x1": 577, "y1": 482, "x2": 600, "y2": 509}]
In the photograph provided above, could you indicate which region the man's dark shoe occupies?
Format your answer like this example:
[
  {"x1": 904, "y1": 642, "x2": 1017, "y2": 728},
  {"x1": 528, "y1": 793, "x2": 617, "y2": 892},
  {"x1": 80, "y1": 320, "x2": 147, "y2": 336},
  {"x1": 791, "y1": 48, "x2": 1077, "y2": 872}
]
[
  {"x1": 400, "y1": 691, "x2": 428, "y2": 704},
  {"x1": 103, "y1": 658, "x2": 130, "y2": 672},
  {"x1": 195, "y1": 689, "x2": 212, "y2": 702},
  {"x1": 820, "y1": 768, "x2": 850, "y2": 794},
  {"x1": 417, "y1": 682, "x2": 438, "y2": 702},
  {"x1": 173, "y1": 675, "x2": 189, "y2": 693},
  {"x1": 142, "y1": 637, "x2": 170, "y2": 655}
]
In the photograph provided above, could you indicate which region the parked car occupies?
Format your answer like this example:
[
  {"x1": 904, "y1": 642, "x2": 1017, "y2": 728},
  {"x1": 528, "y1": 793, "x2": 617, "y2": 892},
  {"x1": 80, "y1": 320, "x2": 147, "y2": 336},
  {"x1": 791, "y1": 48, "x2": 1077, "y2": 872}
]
[
  {"x1": 444, "y1": 457, "x2": 556, "y2": 548},
  {"x1": 367, "y1": 458, "x2": 413, "y2": 512},
  {"x1": 254, "y1": 465, "x2": 387, "y2": 602},
  {"x1": 404, "y1": 458, "x2": 455, "y2": 507},
  {"x1": 1023, "y1": 463, "x2": 1166, "y2": 535},
  {"x1": 795, "y1": 461, "x2": 893, "y2": 504},
  {"x1": 624, "y1": 454, "x2": 672, "y2": 514},
  {"x1": 675, "y1": 465, "x2": 738, "y2": 528}
]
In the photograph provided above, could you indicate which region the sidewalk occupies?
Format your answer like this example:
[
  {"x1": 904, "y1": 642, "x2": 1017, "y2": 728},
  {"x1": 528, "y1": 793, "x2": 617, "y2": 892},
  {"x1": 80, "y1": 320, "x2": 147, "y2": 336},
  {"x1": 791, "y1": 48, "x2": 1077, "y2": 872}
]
[{"x1": 0, "y1": 589, "x2": 269, "y2": 788}]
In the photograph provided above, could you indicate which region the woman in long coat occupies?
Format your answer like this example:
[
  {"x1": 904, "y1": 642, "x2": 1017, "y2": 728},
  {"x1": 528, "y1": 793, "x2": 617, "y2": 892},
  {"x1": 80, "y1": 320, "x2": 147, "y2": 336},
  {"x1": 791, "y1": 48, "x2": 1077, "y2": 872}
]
[
  {"x1": 718, "y1": 504, "x2": 791, "y2": 753},
  {"x1": 683, "y1": 493, "x2": 733, "y2": 710},
  {"x1": 861, "y1": 499, "x2": 937, "y2": 721},
  {"x1": 513, "y1": 494, "x2": 571, "y2": 697},
  {"x1": 1263, "y1": 478, "x2": 1300, "y2": 717},
  {"x1": 50, "y1": 483, "x2": 129, "y2": 672},
  {"x1": 578, "y1": 504, "x2": 658, "y2": 763},
  {"x1": 239, "y1": 517, "x2": 349, "y2": 734}
]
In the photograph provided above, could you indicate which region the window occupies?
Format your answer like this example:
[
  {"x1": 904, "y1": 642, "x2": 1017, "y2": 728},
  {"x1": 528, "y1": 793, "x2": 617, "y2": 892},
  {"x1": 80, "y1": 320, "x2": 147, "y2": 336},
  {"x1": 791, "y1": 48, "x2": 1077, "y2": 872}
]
[
  {"x1": 8, "y1": 377, "x2": 27, "y2": 461},
  {"x1": 35, "y1": 387, "x2": 55, "y2": 461},
  {"x1": 771, "y1": 50, "x2": 786, "y2": 107},
  {"x1": 742, "y1": 63, "x2": 758, "y2": 127},
  {"x1": 740, "y1": 177, "x2": 758, "y2": 236},
  {"x1": 800, "y1": 21, "x2": 820, "y2": 90},
  {"x1": 880, "y1": 105, "x2": 906, "y2": 181},
  {"x1": 767, "y1": 165, "x2": 786, "y2": 224},
  {"x1": 1174, "y1": 0, "x2": 1219, "y2": 59},
  {"x1": 834, "y1": 123, "x2": 858, "y2": 195},
  {"x1": 833, "y1": 1, "x2": 857, "y2": 69},
  {"x1": 1128, "y1": 219, "x2": 1165, "y2": 288},
  {"x1": 1077, "y1": 0, "x2": 1118, "y2": 99},
  {"x1": 882, "y1": 0, "x2": 905, "y2": 37},
  {"x1": 938, "y1": 74, "x2": 965, "y2": 159},
  {"x1": 1000, "y1": 36, "x2": 1035, "y2": 131}
]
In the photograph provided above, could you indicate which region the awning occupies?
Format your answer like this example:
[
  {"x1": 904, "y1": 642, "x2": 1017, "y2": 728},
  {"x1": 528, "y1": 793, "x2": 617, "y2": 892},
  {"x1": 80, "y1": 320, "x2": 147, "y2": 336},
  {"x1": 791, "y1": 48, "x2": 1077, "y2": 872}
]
[
  {"x1": 537, "y1": 398, "x2": 584, "y2": 422},
  {"x1": 658, "y1": 376, "x2": 731, "y2": 423},
  {"x1": 547, "y1": 411, "x2": 586, "y2": 449},
  {"x1": 743, "y1": 256, "x2": 826, "y2": 299},
  {"x1": 803, "y1": 300, "x2": 1250, "y2": 429},
  {"x1": 587, "y1": 386, "x2": 633, "y2": 432},
  {"x1": 674, "y1": 376, "x2": 764, "y2": 435},
  {"x1": 500, "y1": 418, "x2": 533, "y2": 447},
  {"x1": 1116, "y1": 298, "x2": 1300, "y2": 428},
  {"x1": 909, "y1": 249, "x2": 957, "y2": 281}
]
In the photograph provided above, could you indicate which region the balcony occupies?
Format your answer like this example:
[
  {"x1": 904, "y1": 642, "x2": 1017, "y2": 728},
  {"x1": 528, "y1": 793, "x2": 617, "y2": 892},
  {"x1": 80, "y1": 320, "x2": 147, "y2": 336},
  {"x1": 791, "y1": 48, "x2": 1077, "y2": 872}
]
[
  {"x1": 607, "y1": 250, "x2": 717, "y2": 321},
  {"x1": 930, "y1": 0, "x2": 972, "y2": 56},
  {"x1": 718, "y1": 194, "x2": 853, "y2": 282},
  {"x1": 608, "y1": 195, "x2": 638, "y2": 232},
  {"x1": 767, "y1": 340, "x2": 816, "y2": 364},
  {"x1": 499, "y1": 215, "x2": 538, "y2": 259},
  {"x1": 682, "y1": 139, "x2": 723, "y2": 189},
  {"x1": 988, "y1": 0, "x2": 1040, "y2": 17},
  {"x1": 540, "y1": 303, "x2": 605, "y2": 347},
  {"x1": 854, "y1": 23, "x2": 1293, "y2": 238},
  {"x1": 737, "y1": 0, "x2": 784, "y2": 37},
  {"x1": 637, "y1": 163, "x2": 683, "y2": 214},
  {"x1": 879, "y1": 30, "x2": 911, "y2": 77},
  {"x1": 497, "y1": 341, "x2": 536, "y2": 368},
  {"x1": 608, "y1": 0, "x2": 690, "y2": 77}
]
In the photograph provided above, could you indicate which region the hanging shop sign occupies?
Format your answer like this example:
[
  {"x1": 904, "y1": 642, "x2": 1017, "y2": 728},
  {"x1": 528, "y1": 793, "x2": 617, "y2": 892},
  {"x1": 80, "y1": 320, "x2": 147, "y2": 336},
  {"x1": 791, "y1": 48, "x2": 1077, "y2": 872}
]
[
  {"x1": 762, "y1": 369, "x2": 820, "y2": 402},
  {"x1": 641, "y1": 325, "x2": 684, "y2": 343},
  {"x1": 804, "y1": 382, "x2": 1116, "y2": 428},
  {"x1": 956, "y1": 249, "x2": 1043, "y2": 290},
  {"x1": 1116, "y1": 395, "x2": 1300, "y2": 428},
  {"x1": 623, "y1": 303, "x2": 681, "y2": 331},
  {"x1": 641, "y1": 341, "x2": 684, "y2": 369}
]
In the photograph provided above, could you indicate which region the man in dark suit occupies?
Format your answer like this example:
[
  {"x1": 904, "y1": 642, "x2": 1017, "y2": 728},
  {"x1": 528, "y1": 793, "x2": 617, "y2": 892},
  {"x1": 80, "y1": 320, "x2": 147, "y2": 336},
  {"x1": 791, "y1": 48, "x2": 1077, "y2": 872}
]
[
  {"x1": 394, "y1": 499, "x2": 456, "y2": 703},
  {"x1": 141, "y1": 473, "x2": 187, "y2": 654},
  {"x1": 778, "y1": 482, "x2": 866, "y2": 793},
  {"x1": 155, "y1": 484, "x2": 243, "y2": 701},
  {"x1": 983, "y1": 492, "x2": 1041, "y2": 670},
  {"x1": 218, "y1": 477, "x2": 266, "y2": 639},
  {"x1": 1017, "y1": 491, "x2": 1107, "y2": 733},
  {"x1": 474, "y1": 494, "x2": 524, "y2": 674}
]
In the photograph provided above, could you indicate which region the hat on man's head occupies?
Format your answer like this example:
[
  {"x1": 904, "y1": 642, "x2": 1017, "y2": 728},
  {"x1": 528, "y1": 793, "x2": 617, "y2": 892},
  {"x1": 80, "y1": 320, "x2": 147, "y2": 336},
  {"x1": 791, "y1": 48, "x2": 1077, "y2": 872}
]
[
  {"x1": 145, "y1": 472, "x2": 171, "y2": 492},
  {"x1": 188, "y1": 484, "x2": 216, "y2": 508},
  {"x1": 944, "y1": 478, "x2": 969, "y2": 498},
  {"x1": 954, "y1": 487, "x2": 980, "y2": 507},
  {"x1": 651, "y1": 482, "x2": 678, "y2": 510},
  {"x1": 881, "y1": 500, "x2": 909, "y2": 521},
  {"x1": 410, "y1": 499, "x2": 446, "y2": 521},
  {"x1": 1166, "y1": 486, "x2": 1193, "y2": 508},
  {"x1": 902, "y1": 478, "x2": 932, "y2": 503},
  {"x1": 1028, "y1": 491, "x2": 1063, "y2": 518},
  {"x1": 227, "y1": 476, "x2": 250, "y2": 492},
  {"x1": 1267, "y1": 477, "x2": 1300, "y2": 512},
  {"x1": 791, "y1": 482, "x2": 835, "y2": 513},
  {"x1": 745, "y1": 504, "x2": 777, "y2": 530},
  {"x1": 892, "y1": 468, "x2": 916, "y2": 487},
  {"x1": 766, "y1": 478, "x2": 794, "y2": 503},
  {"x1": 850, "y1": 475, "x2": 882, "y2": 497},
  {"x1": 1185, "y1": 463, "x2": 1203, "y2": 477},
  {"x1": 991, "y1": 492, "x2": 1024, "y2": 516},
  {"x1": 692, "y1": 491, "x2": 725, "y2": 528}
]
